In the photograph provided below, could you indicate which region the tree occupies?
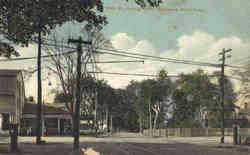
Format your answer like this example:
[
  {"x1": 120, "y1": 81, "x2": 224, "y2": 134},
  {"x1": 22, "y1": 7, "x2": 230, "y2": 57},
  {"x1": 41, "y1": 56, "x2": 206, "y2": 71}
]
[
  {"x1": 0, "y1": 42, "x2": 19, "y2": 58},
  {"x1": 234, "y1": 64, "x2": 250, "y2": 98},
  {"x1": 151, "y1": 69, "x2": 172, "y2": 132},
  {"x1": 127, "y1": 80, "x2": 146, "y2": 133},
  {"x1": 208, "y1": 71, "x2": 237, "y2": 128},
  {"x1": 169, "y1": 69, "x2": 237, "y2": 128},
  {"x1": 128, "y1": 70, "x2": 172, "y2": 136},
  {"x1": 170, "y1": 70, "x2": 217, "y2": 128},
  {"x1": 136, "y1": 79, "x2": 155, "y2": 136},
  {"x1": 95, "y1": 80, "x2": 120, "y2": 133},
  {"x1": 123, "y1": 81, "x2": 141, "y2": 132}
]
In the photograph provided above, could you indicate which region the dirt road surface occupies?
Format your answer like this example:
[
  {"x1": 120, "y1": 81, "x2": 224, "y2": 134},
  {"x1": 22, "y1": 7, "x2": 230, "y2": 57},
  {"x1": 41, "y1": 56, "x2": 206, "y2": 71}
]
[{"x1": 0, "y1": 132, "x2": 249, "y2": 155}]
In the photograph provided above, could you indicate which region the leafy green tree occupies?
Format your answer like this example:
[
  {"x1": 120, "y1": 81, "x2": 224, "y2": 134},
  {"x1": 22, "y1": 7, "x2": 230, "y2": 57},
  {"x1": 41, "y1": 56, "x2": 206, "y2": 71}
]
[
  {"x1": 126, "y1": 70, "x2": 173, "y2": 135},
  {"x1": 170, "y1": 70, "x2": 217, "y2": 128},
  {"x1": 151, "y1": 69, "x2": 173, "y2": 131},
  {"x1": 208, "y1": 71, "x2": 237, "y2": 128},
  {"x1": 234, "y1": 64, "x2": 250, "y2": 98},
  {"x1": 124, "y1": 81, "x2": 141, "y2": 131},
  {"x1": 170, "y1": 69, "x2": 237, "y2": 128},
  {"x1": 96, "y1": 80, "x2": 121, "y2": 132}
]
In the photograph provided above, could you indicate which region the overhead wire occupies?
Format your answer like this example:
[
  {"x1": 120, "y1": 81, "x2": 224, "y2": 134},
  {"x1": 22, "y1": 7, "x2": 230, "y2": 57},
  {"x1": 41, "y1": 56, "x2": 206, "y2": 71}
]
[
  {"x1": 87, "y1": 71, "x2": 224, "y2": 78},
  {"x1": 8, "y1": 37, "x2": 227, "y2": 68},
  {"x1": 1, "y1": 38, "x2": 248, "y2": 70},
  {"x1": 229, "y1": 55, "x2": 250, "y2": 65},
  {"x1": 95, "y1": 50, "x2": 219, "y2": 67},
  {"x1": 99, "y1": 47, "x2": 220, "y2": 67},
  {"x1": 99, "y1": 48, "x2": 248, "y2": 70}
]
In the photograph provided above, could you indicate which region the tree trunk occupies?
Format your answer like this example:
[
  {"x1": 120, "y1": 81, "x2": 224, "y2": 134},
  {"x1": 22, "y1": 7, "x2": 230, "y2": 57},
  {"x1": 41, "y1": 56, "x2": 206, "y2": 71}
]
[
  {"x1": 110, "y1": 114, "x2": 113, "y2": 133},
  {"x1": 139, "y1": 115, "x2": 143, "y2": 134},
  {"x1": 70, "y1": 114, "x2": 74, "y2": 136},
  {"x1": 152, "y1": 104, "x2": 160, "y2": 135},
  {"x1": 153, "y1": 112, "x2": 159, "y2": 131},
  {"x1": 95, "y1": 93, "x2": 98, "y2": 137},
  {"x1": 106, "y1": 107, "x2": 110, "y2": 132},
  {"x1": 101, "y1": 110, "x2": 104, "y2": 130},
  {"x1": 149, "y1": 100, "x2": 153, "y2": 137}
]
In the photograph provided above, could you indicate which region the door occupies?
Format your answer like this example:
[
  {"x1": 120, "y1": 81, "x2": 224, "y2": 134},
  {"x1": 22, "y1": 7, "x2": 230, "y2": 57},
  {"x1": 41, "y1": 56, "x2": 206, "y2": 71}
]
[{"x1": 60, "y1": 119, "x2": 64, "y2": 135}]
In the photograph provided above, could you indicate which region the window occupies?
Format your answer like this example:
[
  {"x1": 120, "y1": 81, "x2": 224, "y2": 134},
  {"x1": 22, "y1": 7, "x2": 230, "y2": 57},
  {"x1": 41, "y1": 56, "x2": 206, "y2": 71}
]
[
  {"x1": 45, "y1": 118, "x2": 58, "y2": 128},
  {"x1": 244, "y1": 102, "x2": 248, "y2": 109},
  {"x1": 2, "y1": 113, "x2": 9, "y2": 130}
]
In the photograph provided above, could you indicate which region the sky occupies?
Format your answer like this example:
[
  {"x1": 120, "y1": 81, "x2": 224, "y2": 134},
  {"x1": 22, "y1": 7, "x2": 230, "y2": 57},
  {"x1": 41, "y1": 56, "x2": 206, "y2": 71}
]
[{"x1": 1, "y1": 0, "x2": 250, "y2": 102}]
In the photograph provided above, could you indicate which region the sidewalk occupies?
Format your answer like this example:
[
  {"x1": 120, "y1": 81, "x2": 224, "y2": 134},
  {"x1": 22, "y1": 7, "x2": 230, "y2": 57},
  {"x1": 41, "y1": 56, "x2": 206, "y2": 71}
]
[
  {"x1": 160, "y1": 136, "x2": 250, "y2": 153},
  {"x1": 0, "y1": 136, "x2": 9, "y2": 144}
]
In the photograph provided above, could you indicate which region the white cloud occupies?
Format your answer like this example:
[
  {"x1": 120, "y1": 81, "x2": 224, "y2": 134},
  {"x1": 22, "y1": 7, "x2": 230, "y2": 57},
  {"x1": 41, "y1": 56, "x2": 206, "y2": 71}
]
[
  {"x1": 99, "y1": 31, "x2": 250, "y2": 90},
  {"x1": 176, "y1": 30, "x2": 216, "y2": 59},
  {"x1": 111, "y1": 33, "x2": 137, "y2": 50}
]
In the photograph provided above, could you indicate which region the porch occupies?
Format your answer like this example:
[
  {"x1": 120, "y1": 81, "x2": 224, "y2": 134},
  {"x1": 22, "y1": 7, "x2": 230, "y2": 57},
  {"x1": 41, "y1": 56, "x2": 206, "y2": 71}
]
[{"x1": 21, "y1": 103, "x2": 72, "y2": 136}]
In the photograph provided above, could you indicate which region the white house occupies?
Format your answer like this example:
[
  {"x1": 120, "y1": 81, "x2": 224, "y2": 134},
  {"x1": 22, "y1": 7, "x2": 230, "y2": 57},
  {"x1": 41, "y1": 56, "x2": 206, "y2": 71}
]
[
  {"x1": 0, "y1": 70, "x2": 25, "y2": 132},
  {"x1": 21, "y1": 102, "x2": 72, "y2": 135}
]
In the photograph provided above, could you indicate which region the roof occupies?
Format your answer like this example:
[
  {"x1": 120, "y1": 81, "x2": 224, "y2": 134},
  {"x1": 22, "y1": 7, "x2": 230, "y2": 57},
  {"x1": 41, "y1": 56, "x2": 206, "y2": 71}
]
[
  {"x1": 23, "y1": 102, "x2": 70, "y2": 115},
  {"x1": 0, "y1": 69, "x2": 21, "y2": 76}
]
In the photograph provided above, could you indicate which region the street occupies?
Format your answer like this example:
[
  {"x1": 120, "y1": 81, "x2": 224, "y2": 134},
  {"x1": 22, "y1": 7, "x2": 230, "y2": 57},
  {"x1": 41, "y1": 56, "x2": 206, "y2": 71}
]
[{"x1": 0, "y1": 132, "x2": 249, "y2": 155}]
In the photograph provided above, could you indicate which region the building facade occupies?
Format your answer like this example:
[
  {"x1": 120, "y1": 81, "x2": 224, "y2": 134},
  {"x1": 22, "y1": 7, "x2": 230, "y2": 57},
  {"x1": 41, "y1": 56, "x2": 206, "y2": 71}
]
[
  {"x1": 0, "y1": 70, "x2": 25, "y2": 132},
  {"x1": 21, "y1": 102, "x2": 72, "y2": 136}
]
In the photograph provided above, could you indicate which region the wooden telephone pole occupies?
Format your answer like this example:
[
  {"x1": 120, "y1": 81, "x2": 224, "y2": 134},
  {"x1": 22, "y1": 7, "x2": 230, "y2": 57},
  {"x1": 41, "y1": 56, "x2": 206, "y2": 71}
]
[
  {"x1": 218, "y1": 48, "x2": 232, "y2": 143},
  {"x1": 68, "y1": 37, "x2": 91, "y2": 150}
]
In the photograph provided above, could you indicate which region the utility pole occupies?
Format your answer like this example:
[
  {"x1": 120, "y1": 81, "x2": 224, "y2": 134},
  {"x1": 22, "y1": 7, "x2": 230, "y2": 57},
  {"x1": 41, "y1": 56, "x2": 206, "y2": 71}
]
[
  {"x1": 94, "y1": 88, "x2": 98, "y2": 137},
  {"x1": 68, "y1": 37, "x2": 91, "y2": 150},
  {"x1": 36, "y1": 19, "x2": 43, "y2": 145},
  {"x1": 218, "y1": 48, "x2": 232, "y2": 143}
]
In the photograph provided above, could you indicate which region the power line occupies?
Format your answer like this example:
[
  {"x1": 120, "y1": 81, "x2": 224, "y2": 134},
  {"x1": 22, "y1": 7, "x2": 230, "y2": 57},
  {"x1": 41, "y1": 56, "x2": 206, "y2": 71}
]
[
  {"x1": 0, "y1": 38, "x2": 229, "y2": 68},
  {"x1": 87, "y1": 71, "x2": 224, "y2": 78},
  {"x1": 0, "y1": 50, "x2": 76, "y2": 62},
  {"x1": 2, "y1": 38, "x2": 248, "y2": 69},
  {"x1": 88, "y1": 71, "x2": 159, "y2": 77},
  {"x1": 99, "y1": 47, "x2": 220, "y2": 67},
  {"x1": 40, "y1": 38, "x2": 247, "y2": 69},
  {"x1": 0, "y1": 53, "x2": 145, "y2": 64},
  {"x1": 94, "y1": 50, "x2": 146, "y2": 60},
  {"x1": 95, "y1": 50, "x2": 220, "y2": 68},
  {"x1": 88, "y1": 60, "x2": 144, "y2": 64},
  {"x1": 39, "y1": 38, "x2": 222, "y2": 68},
  {"x1": 229, "y1": 55, "x2": 250, "y2": 65},
  {"x1": 100, "y1": 48, "x2": 248, "y2": 70},
  {"x1": 225, "y1": 64, "x2": 249, "y2": 70}
]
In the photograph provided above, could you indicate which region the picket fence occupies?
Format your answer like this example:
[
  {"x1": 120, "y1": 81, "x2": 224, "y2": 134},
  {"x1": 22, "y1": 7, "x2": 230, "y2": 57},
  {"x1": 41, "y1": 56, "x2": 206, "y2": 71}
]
[{"x1": 143, "y1": 128, "x2": 250, "y2": 137}]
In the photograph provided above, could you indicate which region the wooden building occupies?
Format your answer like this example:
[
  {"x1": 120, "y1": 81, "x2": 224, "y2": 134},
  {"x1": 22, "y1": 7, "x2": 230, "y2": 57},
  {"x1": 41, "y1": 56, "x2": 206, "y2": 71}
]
[
  {"x1": 21, "y1": 102, "x2": 72, "y2": 136},
  {"x1": 0, "y1": 70, "x2": 25, "y2": 132}
]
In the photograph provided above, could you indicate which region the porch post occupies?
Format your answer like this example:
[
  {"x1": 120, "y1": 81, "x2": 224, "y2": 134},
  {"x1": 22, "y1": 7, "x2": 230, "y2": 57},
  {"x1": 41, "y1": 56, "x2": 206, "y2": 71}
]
[
  {"x1": 0, "y1": 114, "x2": 2, "y2": 130},
  {"x1": 57, "y1": 118, "x2": 60, "y2": 135},
  {"x1": 42, "y1": 118, "x2": 45, "y2": 136}
]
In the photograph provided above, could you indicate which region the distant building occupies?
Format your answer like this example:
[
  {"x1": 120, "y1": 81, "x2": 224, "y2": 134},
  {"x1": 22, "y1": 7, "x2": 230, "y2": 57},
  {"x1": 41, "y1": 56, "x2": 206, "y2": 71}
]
[
  {"x1": 21, "y1": 102, "x2": 72, "y2": 136},
  {"x1": 234, "y1": 97, "x2": 250, "y2": 127},
  {"x1": 0, "y1": 70, "x2": 25, "y2": 132}
]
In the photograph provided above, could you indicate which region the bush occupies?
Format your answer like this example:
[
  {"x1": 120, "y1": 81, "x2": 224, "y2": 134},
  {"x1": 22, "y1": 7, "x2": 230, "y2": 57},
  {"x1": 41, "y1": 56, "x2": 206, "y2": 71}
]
[
  {"x1": 169, "y1": 120, "x2": 202, "y2": 128},
  {"x1": 79, "y1": 130, "x2": 104, "y2": 136}
]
